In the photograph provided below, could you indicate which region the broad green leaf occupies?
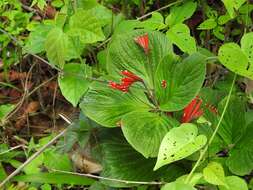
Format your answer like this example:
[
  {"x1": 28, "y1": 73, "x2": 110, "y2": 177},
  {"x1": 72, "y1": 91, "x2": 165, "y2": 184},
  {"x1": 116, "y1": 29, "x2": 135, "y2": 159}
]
[
  {"x1": 90, "y1": 5, "x2": 113, "y2": 26},
  {"x1": 166, "y1": 0, "x2": 197, "y2": 27},
  {"x1": 68, "y1": 9, "x2": 105, "y2": 44},
  {"x1": 13, "y1": 172, "x2": 94, "y2": 185},
  {"x1": 167, "y1": 24, "x2": 196, "y2": 54},
  {"x1": 218, "y1": 43, "x2": 253, "y2": 79},
  {"x1": 141, "y1": 12, "x2": 166, "y2": 30},
  {"x1": 122, "y1": 111, "x2": 178, "y2": 158},
  {"x1": 107, "y1": 30, "x2": 173, "y2": 89},
  {"x1": 198, "y1": 19, "x2": 217, "y2": 30},
  {"x1": 154, "y1": 123, "x2": 207, "y2": 170},
  {"x1": 25, "y1": 23, "x2": 53, "y2": 54},
  {"x1": 221, "y1": 0, "x2": 246, "y2": 18},
  {"x1": 155, "y1": 53, "x2": 206, "y2": 111},
  {"x1": 217, "y1": 97, "x2": 246, "y2": 145},
  {"x1": 98, "y1": 129, "x2": 164, "y2": 187},
  {"x1": 65, "y1": 37, "x2": 85, "y2": 61},
  {"x1": 0, "y1": 104, "x2": 14, "y2": 121},
  {"x1": 203, "y1": 162, "x2": 227, "y2": 186},
  {"x1": 80, "y1": 78, "x2": 152, "y2": 127},
  {"x1": 161, "y1": 181, "x2": 197, "y2": 190},
  {"x1": 219, "y1": 176, "x2": 248, "y2": 190},
  {"x1": 58, "y1": 63, "x2": 91, "y2": 107},
  {"x1": 226, "y1": 122, "x2": 253, "y2": 175},
  {"x1": 45, "y1": 27, "x2": 69, "y2": 69}
]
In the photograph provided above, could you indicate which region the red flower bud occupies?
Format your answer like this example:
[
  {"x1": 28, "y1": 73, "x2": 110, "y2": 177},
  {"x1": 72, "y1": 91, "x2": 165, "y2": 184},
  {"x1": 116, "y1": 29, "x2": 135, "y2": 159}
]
[{"x1": 162, "y1": 80, "x2": 167, "y2": 88}]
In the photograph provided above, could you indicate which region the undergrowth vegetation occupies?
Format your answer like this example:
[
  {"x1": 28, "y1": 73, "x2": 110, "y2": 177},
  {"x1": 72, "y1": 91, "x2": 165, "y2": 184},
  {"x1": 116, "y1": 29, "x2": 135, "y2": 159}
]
[{"x1": 1, "y1": 0, "x2": 253, "y2": 189}]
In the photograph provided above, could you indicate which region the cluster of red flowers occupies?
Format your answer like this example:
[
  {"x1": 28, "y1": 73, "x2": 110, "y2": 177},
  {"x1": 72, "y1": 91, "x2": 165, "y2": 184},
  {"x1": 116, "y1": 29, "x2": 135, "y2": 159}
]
[
  {"x1": 181, "y1": 96, "x2": 218, "y2": 123},
  {"x1": 109, "y1": 70, "x2": 142, "y2": 92}
]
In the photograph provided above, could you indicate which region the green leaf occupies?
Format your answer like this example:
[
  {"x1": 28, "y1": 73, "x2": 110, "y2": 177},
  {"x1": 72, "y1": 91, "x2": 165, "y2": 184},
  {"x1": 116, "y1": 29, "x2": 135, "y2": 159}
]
[
  {"x1": 155, "y1": 53, "x2": 206, "y2": 111},
  {"x1": 45, "y1": 27, "x2": 69, "y2": 69},
  {"x1": 217, "y1": 97, "x2": 246, "y2": 145},
  {"x1": 226, "y1": 122, "x2": 253, "y2": 175},
  {"x1": 122, "y1": 111, "x2": 178, "y2": 158},
  {"x1": 58, "y1": 63, "x2": 91, "y2": 107},
  {"x1": 141, "y1": 12, "x2": 166, "y2": 30},
  {"x1": 107, "y1": 30, "x2": 173, "y2": 89},
  {"x1": 154, "y1": 123, "x2": 207, "y2": 170},
  {"x1": 161, "y1": 181, "x2": 197, "y2": 190},
  {"x1": 218, "y1": 43, "x2": 253, "y2": 79},
  {"x1": 98, "y1": 129, "x2": 164, "y2": 187},
  {"x1": 166, "y1": 0, "x2": 197, "y2": 27},
  {"x1": 198, "y1": 19, "x2": 217, "y2": 30},
  {"x1": 0, "y1": 104, "x2": 14, "y2": 122},
  {"x1": 177, "y1": 173, "x2": 203, "y2": 186},
  {"x1": 68, "y1": 9, "x2": 105, "y2": 44},
  {"x1": 218, "y1": 176, "x2": 248, "y2": 190},
  {"x1": 167, "y1": 24, "x2": 196, "y2": 54},
  {"x1": 203, "y1": 162, "x2": 227, "y2": 186},
  {"x1": 25, "y1": 23, "x2": 53, "y2": 54},
  {"x1": 80, "y1": 78, "x2": 152, "y2": 128},
  {"x1": 221, "y1": 0, "x2": 246, "y2": 18},
  {"x1": 13, "y1": 172, "x2": 95, "y2": 185},
  {"x1": 43, "y1": 150, "x2": 72, "y2": 171}
]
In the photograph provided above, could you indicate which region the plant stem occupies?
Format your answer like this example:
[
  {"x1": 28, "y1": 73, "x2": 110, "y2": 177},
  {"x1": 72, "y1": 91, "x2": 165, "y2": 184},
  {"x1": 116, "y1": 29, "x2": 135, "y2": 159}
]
[{"x1": 185, "y1": 74, "x2": 236, "y2": 184}]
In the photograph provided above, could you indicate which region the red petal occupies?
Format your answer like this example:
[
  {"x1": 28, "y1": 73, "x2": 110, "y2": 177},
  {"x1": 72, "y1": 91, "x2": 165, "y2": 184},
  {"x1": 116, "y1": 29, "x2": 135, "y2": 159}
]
[
  {"x1": 121, "y1": 70, "x2": 142, "y2": 81},
  {"x1": 134, "y1": 33, "x2": 149, "y2": 54}
]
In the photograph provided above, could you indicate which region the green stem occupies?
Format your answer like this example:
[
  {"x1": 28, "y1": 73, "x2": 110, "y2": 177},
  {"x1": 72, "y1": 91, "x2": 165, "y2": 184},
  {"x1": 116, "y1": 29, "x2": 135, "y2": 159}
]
[{"x1": 185, "y1": 74, "x2": 237, "y2": 184}]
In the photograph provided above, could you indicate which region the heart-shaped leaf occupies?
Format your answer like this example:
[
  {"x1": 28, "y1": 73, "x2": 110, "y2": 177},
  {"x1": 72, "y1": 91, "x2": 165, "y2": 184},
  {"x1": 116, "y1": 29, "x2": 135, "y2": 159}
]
[
  {"x1": 121, "y1": 111, "x2": 179, "y2": 158},
  {"x1": 167, "y1": 24, "x2": 196, "y2": 54},
  {"x1": 203, "y1": 162, "x2": 227, "y2": 187},
  {"x1": 58, "y1": 63, "x2": 92, "y2": 107},
  {"x1": 45, "y1": 27, "x2": 69, "y2": 69},
  {"x1": 154, "y1": 123, "x2": 207, "y2": 170},
  {"x1": 155, "y1": 53, "x2": 206, "y2": 111}
]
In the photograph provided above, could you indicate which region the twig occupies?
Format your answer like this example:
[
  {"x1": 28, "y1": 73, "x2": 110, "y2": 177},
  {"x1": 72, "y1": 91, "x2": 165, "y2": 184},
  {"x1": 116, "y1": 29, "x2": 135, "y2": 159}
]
[
  {"x1": 0, "y1": 114, "x2": 71, "y2": 188},
  {"x1": 0, "y1": 145, "x2": 27, "y2": 156},
  {"x1": 136, "y1": 0, "x2": 183, "y2": 20},
  {"x1": 51, "y1": 169, "x2": 165, "y2": 185}
]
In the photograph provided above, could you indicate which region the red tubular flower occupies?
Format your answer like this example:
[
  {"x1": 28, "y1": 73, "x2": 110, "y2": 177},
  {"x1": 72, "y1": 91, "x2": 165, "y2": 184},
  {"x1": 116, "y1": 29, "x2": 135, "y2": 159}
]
[
  {"x1": 109, "y1": 70, "x2": 142, "y2": 92},
  {"x1": 134, "y1": 33, "x2": 149, "y2": 54},
  {"x1": 109, "y1": 81, "x2": 128, "y2": 92},
  {"x1": 181, "y1": 96, "x2": 204, "y2": 123},
  {"x1": 121, "y1": 70, "x2": 142, "y2": 81}
]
